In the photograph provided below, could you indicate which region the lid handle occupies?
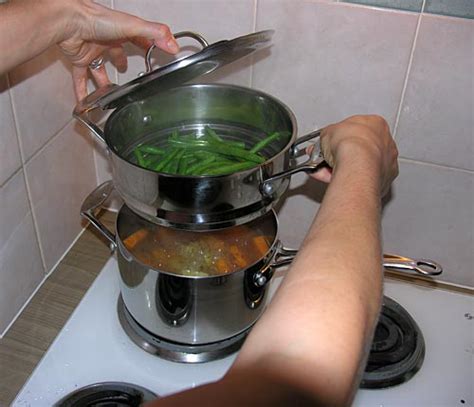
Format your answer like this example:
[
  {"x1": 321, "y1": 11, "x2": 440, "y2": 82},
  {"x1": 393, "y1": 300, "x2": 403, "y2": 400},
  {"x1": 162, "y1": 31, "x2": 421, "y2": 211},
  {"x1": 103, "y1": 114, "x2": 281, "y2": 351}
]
[{"x1": 144, "y1": 31, "x2": 210, "y2": 74}]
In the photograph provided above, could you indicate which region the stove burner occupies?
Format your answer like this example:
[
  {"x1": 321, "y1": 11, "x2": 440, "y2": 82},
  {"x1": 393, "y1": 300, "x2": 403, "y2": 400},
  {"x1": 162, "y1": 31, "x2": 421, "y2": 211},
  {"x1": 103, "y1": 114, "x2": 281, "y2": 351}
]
[
  {"x1": 360, "y1": 296, "x2": 425, "y2": 389},
  {"x1": 117, "y1": 294, "x2": 248, "y2": 363},
  {"x1": 54, "y1": 382, "x2": 157, "y2": 407}
]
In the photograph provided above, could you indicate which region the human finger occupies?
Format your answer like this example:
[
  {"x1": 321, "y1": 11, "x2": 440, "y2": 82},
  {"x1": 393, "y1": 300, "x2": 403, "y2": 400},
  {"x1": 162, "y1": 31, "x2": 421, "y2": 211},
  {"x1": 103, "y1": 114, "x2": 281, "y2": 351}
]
[
  {"x1": 72, "y1": 66, "x2": 89, "y2": 102},
  {"x1": 108, "y1": 46, "x2": 127, "y2": 72},
  {"x1": 130, "y1": 36, "x2": 154, "y2": 51},
  {"x1": 310, "y1": 167, "x2": 333, "y2": 184},
  {"x1": 89, "y1": 62, "x2": 111, "y2": 88}
]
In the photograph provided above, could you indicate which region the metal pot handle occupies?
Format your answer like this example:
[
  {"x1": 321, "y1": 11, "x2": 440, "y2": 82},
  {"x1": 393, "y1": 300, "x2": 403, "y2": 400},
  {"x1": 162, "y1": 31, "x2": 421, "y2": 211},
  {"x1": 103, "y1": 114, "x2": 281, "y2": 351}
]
[
  {"x1": 253, "y1": 249, "x2": 442, "y2": 287},
  {"x1": 73, "y1": 31, "x2": 210, "y2": 144},
  {"x1": 261, "y1": 129, "x2": 326, "y2": 197},
  {"x1": 80, "y1": 181, "x2": 117, "y2": 251},
  {"x1": 143, "y1": 31, "x2": 209, "y2": 74},
  {"x1": 383, "y1": 253, "x2": 443, "y2": 276},
  {"x1": 253, "y1": 244, "x2": 298, "y2": 287}
]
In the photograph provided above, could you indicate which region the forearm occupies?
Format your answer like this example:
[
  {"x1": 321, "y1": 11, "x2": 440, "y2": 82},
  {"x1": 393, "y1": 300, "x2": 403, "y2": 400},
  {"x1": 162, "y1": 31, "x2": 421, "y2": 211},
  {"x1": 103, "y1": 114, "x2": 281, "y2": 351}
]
[
  {"x1": 0, "y1": 0, "x2": 70, "y2": 74},
  {"x1": 231, "y1": 146, "x2": 384, "y2": 405}
]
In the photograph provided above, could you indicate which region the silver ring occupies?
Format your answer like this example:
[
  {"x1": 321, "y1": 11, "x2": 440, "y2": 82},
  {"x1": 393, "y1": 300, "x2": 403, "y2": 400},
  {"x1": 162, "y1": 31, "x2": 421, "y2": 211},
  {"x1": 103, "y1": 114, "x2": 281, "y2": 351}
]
[{"x1": 88, "y1": 56, "x2": 104, "y2": 70}]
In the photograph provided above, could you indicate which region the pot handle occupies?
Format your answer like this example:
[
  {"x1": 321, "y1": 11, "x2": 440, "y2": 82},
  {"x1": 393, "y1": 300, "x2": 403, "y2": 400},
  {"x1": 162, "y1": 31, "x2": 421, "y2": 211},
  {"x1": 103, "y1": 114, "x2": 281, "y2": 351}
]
[
  {"x1": 253, "y1": 245, "x2": 298, "y2": 287},
  {"x1": 261, "y1": 129, "x2": 326, "y2": 197},
  {"x1": 143, "y1": 31, "x2": 209, "y2": 74},
  {"x1": 253, "y1": 250, "x2": 442, "y2": 287},
  {"x1": 80, "y1": 181, "x2": 117, "y2": 251},
  {"x1": 73, "y1": 84, "x2": 118, "y2": 144},
  {"x1": 383, "y1": 253, "x2": 443, "y2": 276}
]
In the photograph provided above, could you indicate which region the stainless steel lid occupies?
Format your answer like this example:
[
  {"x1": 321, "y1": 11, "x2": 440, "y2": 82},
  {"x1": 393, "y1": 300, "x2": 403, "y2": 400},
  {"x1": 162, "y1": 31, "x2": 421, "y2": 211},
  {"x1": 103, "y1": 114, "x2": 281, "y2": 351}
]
[{"x1": 75, "y1": 30, "x2": 274, "y2": 114}]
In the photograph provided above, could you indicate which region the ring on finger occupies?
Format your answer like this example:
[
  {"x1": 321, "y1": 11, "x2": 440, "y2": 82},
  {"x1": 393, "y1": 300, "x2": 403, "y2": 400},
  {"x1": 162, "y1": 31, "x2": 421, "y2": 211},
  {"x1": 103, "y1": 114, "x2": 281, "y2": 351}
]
[{"x1": 88, "y1": 56, "x2": 104, "y2": 71}]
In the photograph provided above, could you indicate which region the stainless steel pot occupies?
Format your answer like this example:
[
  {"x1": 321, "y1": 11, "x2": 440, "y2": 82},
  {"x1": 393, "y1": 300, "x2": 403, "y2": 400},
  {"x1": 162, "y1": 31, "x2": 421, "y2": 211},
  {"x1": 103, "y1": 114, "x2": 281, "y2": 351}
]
[
  {"x1": 81, "y1": 182, "x2": 443, "y2": 347},
  {"x1": 81, "y1": 181, "x2": 297, "y2": 345},
  {"x1": 77, "y1": 83, "x2": 325, "y2": 230},
  {"x1": 74, "y1": 31, "x2": 324, "y2": 230}
]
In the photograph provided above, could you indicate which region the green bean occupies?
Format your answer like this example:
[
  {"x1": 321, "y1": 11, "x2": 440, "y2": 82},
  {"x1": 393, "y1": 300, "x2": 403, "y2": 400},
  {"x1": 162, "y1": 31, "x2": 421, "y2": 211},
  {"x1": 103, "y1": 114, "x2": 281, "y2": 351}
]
[
  {"x1": 171, "y1": 142, "x2": 263, "y2": 163},
  {"x1": 164, "y1": 149, "x2": 186, "y2": 174},
  {"x1": 250, "y1": 132, "x2": 280, "y2": 154},
  {"x1": 138, "y1": 145, "x2": 165, "y2": 155},
  {"x1": 205, "y1": 161, "x2": 257, "y2": 175},
  {"x1": 205, "y1": 128, "x2": 248, "y2": 149},
  {"x1": 168, "y1": 138, "x2": 209, "y2": 149},
  {"x1": 177, "y1": 155, "x2": 194, "y2": 174},
  {"x1": 193, "y1": 150, "x2": 216, "y2": 160},
  {"x1": 204, "y1": 144, "x2": 264, "y2": 163},
  {"x1": 185, "y1": 156, "x2": 216, "y2": 175},
  {"x1": 204, "y1": 126, "x2": 223, "y2": 142},
  {"x1": 133, "y1": 148, "x2": 146, "y2": 167},
  {"x1": 194, "y1": 159, "x2": 239, "y2": 175},
  {"x1": 153, "y1": 148, "x2": 180, "y2": 172}
]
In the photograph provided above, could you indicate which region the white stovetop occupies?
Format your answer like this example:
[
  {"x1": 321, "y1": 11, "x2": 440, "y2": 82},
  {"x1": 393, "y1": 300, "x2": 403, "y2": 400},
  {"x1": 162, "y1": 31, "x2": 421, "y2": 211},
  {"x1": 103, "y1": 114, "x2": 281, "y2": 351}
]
[{"x1": 13, "y1": 257, "x2": 473, "y2": 407}]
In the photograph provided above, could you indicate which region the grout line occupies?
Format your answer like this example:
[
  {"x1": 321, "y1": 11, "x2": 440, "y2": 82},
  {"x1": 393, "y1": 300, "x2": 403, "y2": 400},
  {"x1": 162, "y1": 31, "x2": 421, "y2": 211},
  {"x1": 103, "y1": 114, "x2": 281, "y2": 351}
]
[
  {"x1": 23, "y1": 118, "x2": 74, "y2": 167},
  {"x1": 0, "y1": 166, "x2": 22, "y2": 190},
  {"x1": 7, "y1": 74, "x2": 48, "y2": 273},
  {"x1": 0, "y1": 226, "x2": 89, "y2": 338},
  {"x1": 399, "y1": 156, "x2": 474, "y2": 174},
  {"x1": 393, "y1": 0, "x2": 426, "y2": 138}
]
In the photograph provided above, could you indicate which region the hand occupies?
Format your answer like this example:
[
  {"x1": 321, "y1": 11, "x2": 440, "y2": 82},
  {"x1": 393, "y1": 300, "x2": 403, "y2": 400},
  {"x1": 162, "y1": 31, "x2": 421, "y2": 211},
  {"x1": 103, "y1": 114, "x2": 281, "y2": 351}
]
[
  {"x1": 311, "y1": 115, "x2": 399, "y2": 196},
  {"x1": 56, "y1": 0, "x2": 179, "y2": 101}
]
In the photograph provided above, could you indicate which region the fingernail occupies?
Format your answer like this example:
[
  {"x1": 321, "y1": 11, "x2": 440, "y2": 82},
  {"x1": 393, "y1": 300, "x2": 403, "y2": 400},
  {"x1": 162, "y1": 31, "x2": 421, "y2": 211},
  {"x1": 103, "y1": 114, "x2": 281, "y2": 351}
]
[{"x1": 167, "y1": 39, "x2": 179, "y2": 53}]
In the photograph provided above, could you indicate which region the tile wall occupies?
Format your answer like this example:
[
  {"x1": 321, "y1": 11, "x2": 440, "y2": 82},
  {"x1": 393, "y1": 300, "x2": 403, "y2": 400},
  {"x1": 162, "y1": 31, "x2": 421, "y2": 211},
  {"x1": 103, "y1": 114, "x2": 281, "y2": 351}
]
[
  {"x1": 0, "y1": 48, "x2": 97, "y2": 333},
  {"x1": 0, "y1": 0, "x2": 472, "y2": 333}
]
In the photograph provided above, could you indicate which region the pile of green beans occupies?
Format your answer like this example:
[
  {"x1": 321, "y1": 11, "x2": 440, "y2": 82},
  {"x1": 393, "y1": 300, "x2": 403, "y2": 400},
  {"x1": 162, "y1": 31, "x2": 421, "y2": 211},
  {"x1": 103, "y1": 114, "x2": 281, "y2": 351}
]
[{"x1": 131, "y1": 127, "x2": 281, "y2": 176}]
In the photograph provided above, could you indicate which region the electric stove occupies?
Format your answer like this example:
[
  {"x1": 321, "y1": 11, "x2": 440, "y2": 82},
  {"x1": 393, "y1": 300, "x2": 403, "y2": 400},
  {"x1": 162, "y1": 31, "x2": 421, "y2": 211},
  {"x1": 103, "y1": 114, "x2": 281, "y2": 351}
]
[{"x1": 13, "y1": 258, "x2": 473, "y2": 406}]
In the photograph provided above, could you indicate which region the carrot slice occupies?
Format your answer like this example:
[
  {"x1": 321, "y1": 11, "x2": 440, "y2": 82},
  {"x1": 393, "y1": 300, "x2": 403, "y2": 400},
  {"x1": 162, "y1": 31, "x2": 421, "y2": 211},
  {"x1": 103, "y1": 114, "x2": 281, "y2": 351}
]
[
  {"x1": 215, "y1": 257, "x2": 230, "y2": 274},
  {"x1": 123, "y1": 229, "x2": 148, "y2": 250},
  {"x1": 230, "y1": 245, "x2": 247, "y2": 268},
  {"x1": 252, "y1": 236, "x2": 269, "y2": 257}
]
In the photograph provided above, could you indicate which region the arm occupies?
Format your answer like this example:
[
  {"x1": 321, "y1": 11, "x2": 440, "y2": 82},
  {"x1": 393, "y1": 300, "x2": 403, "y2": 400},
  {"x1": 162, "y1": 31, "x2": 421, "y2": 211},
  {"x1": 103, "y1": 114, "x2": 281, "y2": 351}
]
[
  {"x1": 146, "y1": 115, "x2": 398, "y2": 406},
  {"x1": 0, "y1": 0, "x2": 178, "y2": 100}
]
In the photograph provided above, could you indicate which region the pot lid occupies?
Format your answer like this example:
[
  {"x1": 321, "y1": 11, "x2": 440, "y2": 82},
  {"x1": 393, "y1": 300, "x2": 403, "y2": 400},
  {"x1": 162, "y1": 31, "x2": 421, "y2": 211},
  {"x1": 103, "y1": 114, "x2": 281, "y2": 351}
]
[{"x1": 76, "y1": 30, "x2": 274, "y2": 114}]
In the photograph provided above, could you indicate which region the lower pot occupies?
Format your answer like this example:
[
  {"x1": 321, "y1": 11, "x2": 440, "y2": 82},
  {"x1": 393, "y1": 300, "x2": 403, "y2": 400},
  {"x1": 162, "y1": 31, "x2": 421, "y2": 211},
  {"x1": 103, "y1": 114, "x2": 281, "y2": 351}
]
[
  {"x1": 81, "y1": 181, "x2": 296, "y2": 345},
  {"x1": 81, "y1": 182, "x2": 443, "y2": 346}
]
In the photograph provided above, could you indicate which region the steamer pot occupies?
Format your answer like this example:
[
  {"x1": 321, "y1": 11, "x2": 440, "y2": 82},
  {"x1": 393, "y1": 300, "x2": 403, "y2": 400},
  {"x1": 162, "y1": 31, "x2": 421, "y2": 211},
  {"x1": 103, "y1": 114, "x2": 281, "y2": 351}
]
[{"x1": 74, "y1": 31, "x2": 326, "y2": 230}]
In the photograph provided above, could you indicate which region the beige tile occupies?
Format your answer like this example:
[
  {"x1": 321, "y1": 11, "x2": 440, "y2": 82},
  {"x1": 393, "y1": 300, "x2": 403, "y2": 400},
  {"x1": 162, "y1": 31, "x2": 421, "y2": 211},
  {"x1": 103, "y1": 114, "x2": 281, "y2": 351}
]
[
  {"x1": 275, "y1": 172, "x2": 324, "y2": 249},
  {"x1": 24, "y1": 122, "x2": 97, "y2": 271},
  {"x1": 253, "y1": 1, "x2": 418, "y2": 134},
  {"x1": 0, "y1": 171, "x2": 44, "y2": 333},
  {"x1": 9, "y1": 47, "x2": 76, "y2": 161},
  {"x1": 396, "y1": 15, "x2": 473, "y2": 171},
  {"x1": 381, "y1": 160, "x2": 473, "y2": 287},
  {"x1": 0, "y1": 76, "x2": 21, "y2": 186},
  {"x1": 114, "y1": 0, "x2": 256, "y2": 87}
]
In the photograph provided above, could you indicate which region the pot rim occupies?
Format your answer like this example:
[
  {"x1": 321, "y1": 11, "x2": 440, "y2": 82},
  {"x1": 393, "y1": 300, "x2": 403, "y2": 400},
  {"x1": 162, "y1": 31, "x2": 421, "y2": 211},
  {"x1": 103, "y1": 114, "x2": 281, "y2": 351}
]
[
  {"x1": 114, "y1": 205, "x2": 281, "y2": 280},
  {"x1": 104, "y1": 83, "x2": 298, "y2": 178}
]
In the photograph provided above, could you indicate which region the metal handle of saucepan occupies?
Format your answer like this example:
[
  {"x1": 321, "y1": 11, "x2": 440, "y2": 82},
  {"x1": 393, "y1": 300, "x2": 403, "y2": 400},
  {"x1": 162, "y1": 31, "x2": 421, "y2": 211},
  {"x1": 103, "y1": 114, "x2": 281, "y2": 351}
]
[
  {"x1": 253, "y1": 249, "x2": 443, "y2": 288},
  {"x1": 253, "y1": 244, "x2": 298, "y2": 287},
  {"x1": 261, "y1": 129, "x2": 326, "y2": 197},
  {"x1": 143, "y1": 31, "x2": 209, "y2": 74},
  {"x1": 382, "y1": 253, "x2": 443, "y2": 276},
  {"x1": 73, "y1": 32, "x2": 210, "y2": 144},
  {"x1": 80, "y1": 181, "x2": 117, "y2": 251}
]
